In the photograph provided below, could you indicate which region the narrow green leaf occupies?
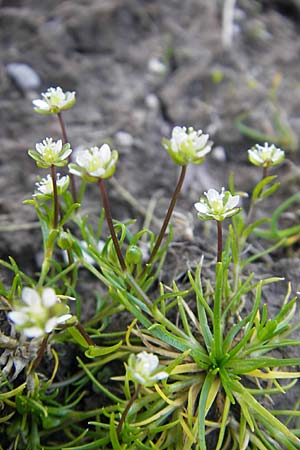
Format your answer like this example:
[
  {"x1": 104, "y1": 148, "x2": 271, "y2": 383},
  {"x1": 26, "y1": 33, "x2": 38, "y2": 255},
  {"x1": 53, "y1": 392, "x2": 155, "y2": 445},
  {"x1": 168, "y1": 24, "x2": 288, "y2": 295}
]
[{"x1": 85, "y1": 341, "x2": 122, "y2": 358}]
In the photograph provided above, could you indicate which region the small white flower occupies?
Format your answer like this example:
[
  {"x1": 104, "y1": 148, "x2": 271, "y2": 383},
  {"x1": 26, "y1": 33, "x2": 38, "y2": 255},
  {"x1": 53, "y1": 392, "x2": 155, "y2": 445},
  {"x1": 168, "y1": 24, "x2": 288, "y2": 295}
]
[
  {"x1": 8, "y1": 287, "x2": 72, "y2": 338},
  {"x1": 69, "y1": 144, "x2": 118, "y2": 181},
  {"x1": 195, "y1": 188, "x2": 240, "y2": 221},
  {"x1": 28, "y1": 138, "x2": 72, "y2": 168},
  {"x1": 248, "y1": 142, "x2": 285, "y2": 167},
  {"x1": 32, "y1": 86, "x2": 76, "y2": 114},
  {"x1": 127, "y1": 351, "x2": 168, "y2": 386},
  {"x1": 163, "y1": 126, "x2": 212, "y2": 165},
  {"x1": 33, "y1": 173, "x2": 69, "y2": 198}
]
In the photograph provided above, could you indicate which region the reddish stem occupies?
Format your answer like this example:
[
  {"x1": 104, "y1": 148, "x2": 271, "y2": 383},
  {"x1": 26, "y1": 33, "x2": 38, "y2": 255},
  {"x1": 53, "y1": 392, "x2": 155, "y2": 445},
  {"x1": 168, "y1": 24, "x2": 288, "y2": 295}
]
[
  {"x1": 57, "y1": 112, "x2": 77, "y2": 201},
  {"x1": 262, "y1": 166, "x2": 268, "y2": 180},
  {"x1": 76, "y1": 322, "x2": 95, "y2": 346},
  {"x1": 50, "y1": 164, "x2": 59, "y2": 229},
  {"x1": 117, "y1": 384, "x2": 141, "y2": 435},
  {"x1": 31, "y1": 335, "x2": 49, "y2": 371},
  {"x1": 145, "y1": 165, "x2": 187, "y2": 269},
  {"x1": 98, "y1": 179, "x2": 126, "y2": 271}
]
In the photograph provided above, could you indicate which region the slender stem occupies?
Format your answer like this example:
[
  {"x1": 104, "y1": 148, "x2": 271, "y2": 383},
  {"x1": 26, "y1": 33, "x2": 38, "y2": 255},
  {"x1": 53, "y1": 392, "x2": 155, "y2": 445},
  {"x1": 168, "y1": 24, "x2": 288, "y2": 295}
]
[
  {"x1": 146, "y1": 165, "x2": 187, "y2": 267},
  {"x1": 50, "y1": 164, "x2": 59, "y2": 229},
  {"x1": 75, "y1": 322, "x2": 95, "y2": 346},
  {"x1": 117, "y1": 383, "x2": 141, "y2": 435},
  {"x1": 31, "y1": 335, "x2": 49, "y2": 371},
  {"x1": 57, "y1": 112, "x2": 77, "y2": 201},
  {"x1": 98, "y1": 179, "x2": 126, "y2": 271},
  {"x1": 262, "y1": 166, "x2": 268, "y2": 180},
  {"x1": 217, "y1": 220, "x2": 223, "y2": 263}
]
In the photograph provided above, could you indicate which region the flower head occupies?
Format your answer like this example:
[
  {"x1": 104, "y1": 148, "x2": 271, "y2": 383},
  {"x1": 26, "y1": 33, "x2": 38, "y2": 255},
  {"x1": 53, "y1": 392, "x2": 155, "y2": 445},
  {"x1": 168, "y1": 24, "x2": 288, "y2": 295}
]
[
  {"x1": 28, "y1": 138, "x2": 72, "y2": 168},
  {"x1": 248, "y1": 142, "x2": 285, "y2": 168},
  {"x1": 33, "y1": 173, "x2": 69, "y2": 199},
  {"x1": 195, "y1": 188, "x2": 240, "y2": 221},
  {"x1": 8, "y1": 287, "x2": 72, "y2": 339},
  {"x1": 127, "y1": 351, "x2": 168, "y2": 386},
  {"x1": 32, "y1": 87, "x2": 76, "y2": 114},
  {"x1": 69, "y1": 144, "x2": 118, "y2": 182},
  {"x1": 162, "y1": 126, "x2": 212, "y2": 166}
]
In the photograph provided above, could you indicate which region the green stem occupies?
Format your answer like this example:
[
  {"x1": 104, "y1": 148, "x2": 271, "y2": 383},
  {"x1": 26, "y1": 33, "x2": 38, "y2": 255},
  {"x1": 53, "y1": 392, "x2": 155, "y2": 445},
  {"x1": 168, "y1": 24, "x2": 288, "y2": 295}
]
[
  {"x1": 217, "y1": 220, "x2": 223, "y2": 263},
  {"x1": 117, "y1": 383, "x2": 141, "y2": 435},
  {"x1": 144, "y1": 165, "x2": 187, "y2": 269},
  {"x1": 50, "y1": 164, "x2": 59, "y2": 229},
  {"x1": 57, "y1": 112, "x2": 77, "y2": 201},
  {"x1": 98, "y1": 178, "x2": 126, "y2": 271}
]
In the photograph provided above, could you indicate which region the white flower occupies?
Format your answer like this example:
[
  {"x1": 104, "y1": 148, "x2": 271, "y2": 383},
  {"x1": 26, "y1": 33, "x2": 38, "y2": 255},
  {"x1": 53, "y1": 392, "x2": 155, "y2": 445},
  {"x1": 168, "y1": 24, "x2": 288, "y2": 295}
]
[
  {"x1": 32, "y1": 87, "x2": 76, "y2": 114},
  {"x1": 162, "y1": 126, "x2": 212, "y2": 165},
  {"x1": 33, "y1": 174, "x2": 69, "y2": 198},
  {"x1": 248, "y1": 142, "x2": 285, "y2": 167},
  {"x1": 127, "y1": 351, "x2": 168, "y2": 386},
  {"x1": 69, "y1": 144, "x2": 118, "y2": 181},
  {"x1": 8, "y1": 287, "x2": 72, "y2": 338},
  {"x1": 195, "y1": 188, "x2": 240, "y2": 221},
  {"x1": 28, "y1": 138, "x2": 72, "y2": 168}
]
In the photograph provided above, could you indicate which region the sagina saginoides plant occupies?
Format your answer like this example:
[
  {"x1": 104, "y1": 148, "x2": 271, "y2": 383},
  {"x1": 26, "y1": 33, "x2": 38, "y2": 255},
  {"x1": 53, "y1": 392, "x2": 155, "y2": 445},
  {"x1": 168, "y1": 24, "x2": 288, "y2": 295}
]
[{"x1": 0, "y1": 87, "x2": 300, "y2": 450}]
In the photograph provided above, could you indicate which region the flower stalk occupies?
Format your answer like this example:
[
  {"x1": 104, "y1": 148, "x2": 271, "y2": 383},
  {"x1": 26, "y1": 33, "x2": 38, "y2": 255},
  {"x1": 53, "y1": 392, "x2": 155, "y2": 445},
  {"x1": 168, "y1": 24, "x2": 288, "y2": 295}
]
[
  {"x1": 98, "y1": 179, "x2": 126, "y2": 271},
  {"x1": 30, "y1": 335, "x2": 49, "y2": 372},
  {"x1": 75, "y1": 321, "x2": 95, "y2": 346},
  {"x1": 50, "y1": 164, "x2": 59, "y2": 229},
  {"x1": 217, "y1": 220, "x2": 223, "y2": 263},
  {"x1": 145, "y1": 165, "x2": 187, "y2": 269},
  {"x1": 57, "y1": 112, "x2": 76, "y2": 201},
  {"x1": 117, "y1": 383, "x2": 141, "y2": 435}
]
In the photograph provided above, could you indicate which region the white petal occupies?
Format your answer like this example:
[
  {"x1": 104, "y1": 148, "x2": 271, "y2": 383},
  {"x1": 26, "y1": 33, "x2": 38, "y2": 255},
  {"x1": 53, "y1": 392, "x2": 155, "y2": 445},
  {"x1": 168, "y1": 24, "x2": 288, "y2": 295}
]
[
  {"x1": 45, "y1": 318, "x2": 59, "y2": 333},
  {"x1": 248, "y1": 150, "x2": 263, "y2": 163},
  {"x1": 226, "y1": 195, "x2": 240, "y2": 209},
  {"x1": 99, "y1": 144, "x2": 111, "y2": 163},
  {"x1": 150, "y1": 371, "x2": 169, "y2": 382},
  {"x1": 22, "y1": 287, "x2": 41, "y2": 307},
  {"x1": 23, "y1": 327, "x2": 44, "y2": 338},
  {"x1": 194, "y1": 202, "x2": 209, "y2": 214},
  {"x1": 132, "y1": 372, "x2": 147, "y2": 384},
  {"x1": 42, "y1": 288, "x2": 58, "y2": 308},
  {"x1": 8, "y1": 311, "x2": 28, "y2": 325},
  {"x1": 196, "y1": 145, "x2": 211, "y2": 157},
  {"x1": 90, "y1": 167, "x2": 105, "y2": 177},
  {"x1": 195, "y1": 133, "x2": 209, "y2": 148},
  {"x1": 206, "y1": 189, "x2": 221, "y2": 204},
  {"x1": 32, "y1": 99, "x2": 49, "y2": 110},
  {"x1": 56, "y1": 314, "x2": 72, "y2": 324}
]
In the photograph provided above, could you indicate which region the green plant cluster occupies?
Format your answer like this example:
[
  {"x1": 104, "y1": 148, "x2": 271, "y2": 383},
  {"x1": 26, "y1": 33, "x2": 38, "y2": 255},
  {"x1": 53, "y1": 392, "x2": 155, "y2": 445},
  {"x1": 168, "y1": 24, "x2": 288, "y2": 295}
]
[{"x1": 0, "y1": 87, "x2": 300, "y2": 450}]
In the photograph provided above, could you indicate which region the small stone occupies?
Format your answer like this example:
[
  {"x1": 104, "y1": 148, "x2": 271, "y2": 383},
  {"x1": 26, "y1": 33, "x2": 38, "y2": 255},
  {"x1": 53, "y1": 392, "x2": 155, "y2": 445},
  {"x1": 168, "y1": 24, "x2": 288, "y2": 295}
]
[
  {"x1": 115, "y1": 131, "x2": 134, "y2": 147},
  {"x1": 6, "y1": 63, "x2": 41, "y2": 92},
  {"x1": 212, "y1": 146, "x2": 226, "y2": 162},
  {"x1": 145, "y1": 93, "x2": 160, "y2": 111},
  {"x1": 148, "y1": 58, "x2": 167, "y2": 75}
]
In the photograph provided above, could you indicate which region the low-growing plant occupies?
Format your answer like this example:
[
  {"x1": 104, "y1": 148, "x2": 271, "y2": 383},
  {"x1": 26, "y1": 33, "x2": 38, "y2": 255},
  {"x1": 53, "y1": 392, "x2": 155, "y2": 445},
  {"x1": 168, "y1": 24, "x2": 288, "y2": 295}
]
[{"x1": 0, "y1": 87, "x2": 300, "y2": 450}]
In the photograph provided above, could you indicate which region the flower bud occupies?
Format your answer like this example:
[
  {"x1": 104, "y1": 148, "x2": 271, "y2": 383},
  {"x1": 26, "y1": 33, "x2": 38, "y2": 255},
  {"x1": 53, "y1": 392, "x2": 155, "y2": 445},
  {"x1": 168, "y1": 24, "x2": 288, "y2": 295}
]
[
  {"x1": 57, "y1": 231, "x2": 74, "y2": 250},
  {"x1": 126, "y1": 245, "x2": 143, "y2": 265}
]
